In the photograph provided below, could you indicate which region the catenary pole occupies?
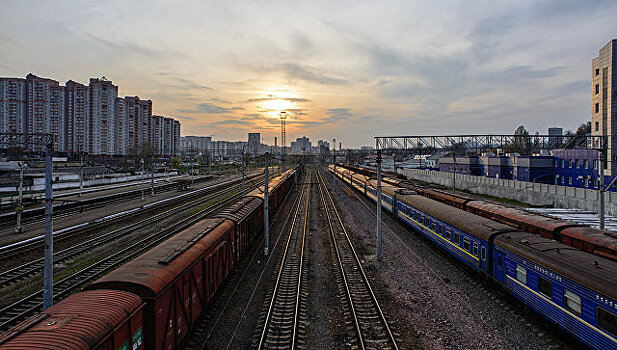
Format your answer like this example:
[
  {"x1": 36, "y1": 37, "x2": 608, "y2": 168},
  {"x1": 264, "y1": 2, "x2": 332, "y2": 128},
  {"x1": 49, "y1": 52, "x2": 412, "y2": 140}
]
[
  {"x1": 15, "y1": 162, "x2": 24, "y2": 233},
  {"x1": 376, "y1": 150, "x2": 383, "y2": 262},
  {"x1": 264, "y1": 153, "x2": 270, "y2": 256},
  {"x1": 600, "y1": 151, "x2": 605, "y2": 230},
  {"x1": 43, "y1": 142, "x2": 54, "y2": 309}
]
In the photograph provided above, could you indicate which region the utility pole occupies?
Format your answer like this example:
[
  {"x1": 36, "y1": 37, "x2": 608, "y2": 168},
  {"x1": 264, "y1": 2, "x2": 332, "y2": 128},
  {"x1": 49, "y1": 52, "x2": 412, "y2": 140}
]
[
  {"x1": 332, "y1": 138, "x2": 336, "y2": 185},
  {"x1": 241, "y1": 156, "x2": 246, "y2": 197},
  {"x1": 191, "y1": 154, "x2": 195, "y2": 186},
  {"x1": 43, "y1": 142, "x2": 54, "y2": 309},
  {"x1": 600, "y1": 151, "x2": 605, "y2": 230},
  {"x1": 452, "y1": 154, "x2": 457, "y2": 192},
  {"x1": 141, "y1": 158, "x2": 145, "y2": 201},
  {"x1": 15, "y1": 162, "x2": 24, "y2": 234},
  {"x1": 376, "y1": 150, "x2": 383, "y2": 262},
  {"x1": 264, "y1": 152, "x2": 270, "y2": 256},
  {"x1": 78, "y1": 154, "x2": 83, "y2": 197},
  {"x1": 151, "y1": 157, "x2": 155, "y2": 196},
  {"x1": 280, "y1": 112, "x2": 287, "y2": 170}
]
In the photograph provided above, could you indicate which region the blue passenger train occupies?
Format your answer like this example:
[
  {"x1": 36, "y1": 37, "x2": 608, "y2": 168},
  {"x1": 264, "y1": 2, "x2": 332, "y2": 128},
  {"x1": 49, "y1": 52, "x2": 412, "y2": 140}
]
[{"x1": 330, "y1": 165, "x2": 617, "y2": 349}]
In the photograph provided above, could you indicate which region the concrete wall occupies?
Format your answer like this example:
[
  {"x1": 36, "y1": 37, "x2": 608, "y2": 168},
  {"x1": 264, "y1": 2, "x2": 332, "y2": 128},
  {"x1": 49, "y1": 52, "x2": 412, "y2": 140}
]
[{"x1": 398, "y1": 168, "x2": 617, "y2": 216}]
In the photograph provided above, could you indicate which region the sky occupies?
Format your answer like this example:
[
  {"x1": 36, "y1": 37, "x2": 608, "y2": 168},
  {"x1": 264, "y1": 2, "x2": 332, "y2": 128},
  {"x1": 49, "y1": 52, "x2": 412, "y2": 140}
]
[{"x1": 1, "y1": 0, "x2": 617, "y2": 148}]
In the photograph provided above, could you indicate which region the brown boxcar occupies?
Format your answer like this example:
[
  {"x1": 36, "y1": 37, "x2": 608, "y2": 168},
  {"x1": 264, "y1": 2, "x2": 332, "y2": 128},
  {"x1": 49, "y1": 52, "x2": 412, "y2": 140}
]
[
  {"x1": 560, "y1": 226, "x2": 617, "y2": 261},
  {"x1": 0, "y1": 290, "x2": 144, "y2": 350},
  {"x1": 215, "y1": 196, "x2": 264, "y2": 262},
  {"x1": 87, "y1": 218, "x2": 235, "y2": 350}
]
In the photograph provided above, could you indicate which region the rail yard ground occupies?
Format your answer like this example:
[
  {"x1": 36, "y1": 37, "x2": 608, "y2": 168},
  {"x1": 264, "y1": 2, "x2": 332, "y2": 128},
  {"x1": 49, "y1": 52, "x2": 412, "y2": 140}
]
[
  {"x1": 193, "y1": 166, "x2": 587, "y2": 349},
  {"x1": 0, "y1": 170, "x2": 273, "y2": 331},
  {"x1": 0, "y1": 165, "x2": 594, "y2": 348}
]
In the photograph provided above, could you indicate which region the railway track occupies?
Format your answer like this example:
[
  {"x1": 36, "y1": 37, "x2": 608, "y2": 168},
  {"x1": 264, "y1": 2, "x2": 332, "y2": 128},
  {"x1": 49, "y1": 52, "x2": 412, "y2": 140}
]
[
  {"x1": 256, "y1": 170, "x2": 312, "y2": 349},
  {"x1": 0, "y1": 172, "x2": 263, "y2": 264},
  {"x1": 0, "y1": 177, "x2": 266, "y2": 289},
  {"x1": 0, "y1": 176, "x2": 269, "y2": 331},
  {"x1": 317, "y1": 170, "x2": 399, "y2": 350}
]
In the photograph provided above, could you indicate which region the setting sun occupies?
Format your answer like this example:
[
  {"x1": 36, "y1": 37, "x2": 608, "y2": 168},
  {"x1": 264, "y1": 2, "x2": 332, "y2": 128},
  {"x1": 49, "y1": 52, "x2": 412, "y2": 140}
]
[{"x1": 262, "y1": 98, "x2": 293, "y2": 112}]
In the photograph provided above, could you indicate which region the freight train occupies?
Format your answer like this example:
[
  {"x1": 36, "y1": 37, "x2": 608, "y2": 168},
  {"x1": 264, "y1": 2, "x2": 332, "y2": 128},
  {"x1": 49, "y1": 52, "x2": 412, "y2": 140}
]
[
  {"x1": 0, "y1": 166, "x2": 300, "y2": 350},
  {"x1": 334, "y1": 163, "x2": 617, "y2": 262},
  {"x1": 330, "y1": 164, "x2": 617, "y2": 350}
]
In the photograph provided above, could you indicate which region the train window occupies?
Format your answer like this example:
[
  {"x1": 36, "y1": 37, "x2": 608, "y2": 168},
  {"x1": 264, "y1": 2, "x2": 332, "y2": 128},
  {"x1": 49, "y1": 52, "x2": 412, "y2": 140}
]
[
  {"x1": 481, "y1": 247, "x2": 486, "y2": 260},
  {"x1": 463, "y1": 238, "x2": 470, "y2": 251},
  {"x1": 538, "y1": 276, "x2": 552, "y2": 299},
  {"x1": 473, "y1": 242, "x2": 478, "y2": 256},
  {"x1": 497, "y1": 255, "x2": 503, "y2": 269},
  {"x1": 454, "y1": 232, "x2": 460, "y2": 245},
  {"x1": 516, "y1": 264, "x2": 527, "y2": 284},
  {"x1": 439, "y1": 225, "x2": 444, "y2": 235},
  {"x1": 446, "y1": 228, "x2": 452, "y2": 240},
  {"x1": 431, "y1": 221, "x2": 437, "y2": 231},
  {"x1": 597, "y1": 307, "x2": 617, "y2": 338},
  {"x1": 564, "y1": 289, "x2": 582, "y2": 316}
]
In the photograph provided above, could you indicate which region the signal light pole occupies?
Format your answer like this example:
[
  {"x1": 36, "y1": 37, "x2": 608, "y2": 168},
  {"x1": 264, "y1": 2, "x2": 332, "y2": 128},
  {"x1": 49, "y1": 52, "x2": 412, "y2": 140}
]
[
  {"x1": 376, "y1": 150, "x2": 383, "y2": 262},
  {"x1": 264, "y1": 152, "x2": 270, "y2": 256}
]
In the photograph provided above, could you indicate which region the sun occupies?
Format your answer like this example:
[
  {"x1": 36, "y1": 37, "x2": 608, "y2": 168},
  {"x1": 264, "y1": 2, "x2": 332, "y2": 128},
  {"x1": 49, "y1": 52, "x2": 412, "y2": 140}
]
[{"x1": 262, "y1": 98, "x2": 293, "y2": 112}]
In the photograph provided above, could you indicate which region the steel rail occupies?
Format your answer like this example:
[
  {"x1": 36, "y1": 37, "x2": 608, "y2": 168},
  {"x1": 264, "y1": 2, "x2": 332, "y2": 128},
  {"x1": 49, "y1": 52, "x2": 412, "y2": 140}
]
[
  {"x1": 0, "y1": 182, "x2": 254, "y2": 331},
  {"x1": 258, "y1": 170, "x2": 311, "y2": 349},
  {"x1": 0, "y1": 177, "x2": 267, "y2": 288},
  {"x1": 0, "y1": 172, "x2": 264, "y2": 262},
  {"x1": 317, "y1": 169, "x2": 399, "y2": 350}
]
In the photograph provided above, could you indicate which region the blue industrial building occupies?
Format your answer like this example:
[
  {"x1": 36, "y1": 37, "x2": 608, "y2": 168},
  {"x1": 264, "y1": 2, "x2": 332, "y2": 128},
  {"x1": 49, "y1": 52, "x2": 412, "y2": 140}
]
[{"x1": 437, "y1": 149, "x2": 611, "y2": 190}]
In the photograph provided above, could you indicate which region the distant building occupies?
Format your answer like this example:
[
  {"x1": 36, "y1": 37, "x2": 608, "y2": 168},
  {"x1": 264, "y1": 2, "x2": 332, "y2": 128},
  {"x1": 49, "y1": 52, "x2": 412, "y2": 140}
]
[
  {"x1": 292, "y1": 136, "x2": 311, "y2": 153},
  {"x1": 180, "y1": 136, "x2": 211, "y2": 156},
  {"x1": 438, "y1": 156, "x2": 483, "y2": 176},
  {"x1": 592, "y1": 39, "x2": 617, "y2": 176},
  {"x1": 66, "y1": 80, "x2": 90, "y2": 153},
  {"x1": 248, "y1": 133, "x2": 260, "y2": 156},
  {"x1": 548, "y1": 127, "x2": 563, "y2": 148},
  {"x1": 88, "y1": 77, "x2": 117, "y2": 155},
  {"x1": 0, "y1": 78, "x2": 27, "y2": 135},
  {"x1": 0, "y1": 73, "x2": 180, "y2": 156}
]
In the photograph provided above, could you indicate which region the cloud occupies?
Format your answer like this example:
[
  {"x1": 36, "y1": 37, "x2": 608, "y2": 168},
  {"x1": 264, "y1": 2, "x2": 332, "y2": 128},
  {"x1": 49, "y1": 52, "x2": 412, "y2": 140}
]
[
  {"x1": 172, "y1": 77, "x2": 212, "y2": 90},
  {"x1": 326, "y1": 108, "x2": 353, "y2": 119},
  {"x1": 245, "y1": 95, "x2": 311, "y2": 103},
  {"x1": 178, "y1": 102, "x2": 244, "y2": 114},
  {"x1": 280, "y1": 63, "x2": 348, "y2": 85}
]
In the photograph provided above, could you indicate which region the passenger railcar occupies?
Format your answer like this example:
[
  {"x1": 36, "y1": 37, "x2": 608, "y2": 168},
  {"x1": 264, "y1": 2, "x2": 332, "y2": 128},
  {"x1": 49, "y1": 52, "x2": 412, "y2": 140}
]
[
  {"x1": 494, "y1": 231, "x2": 617, "y2": 349},
  {"x1": 389, "y1": 187, "x2": 515, "y2": 274},
  {"x1": 337, "y1": 163, "x2": 617, "y2": 263},
  {"x1": 0, "y1": 290, "x2": 144, "y2": 350},
  {"x1": 330, "y1": 165, "x2": 617, "y2": 349}
]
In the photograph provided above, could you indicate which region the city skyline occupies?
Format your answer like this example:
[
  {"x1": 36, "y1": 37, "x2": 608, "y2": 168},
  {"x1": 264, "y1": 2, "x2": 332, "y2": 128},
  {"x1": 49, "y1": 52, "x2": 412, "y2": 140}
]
[{"x1": 2, "y1": 1, "x2": 617, "y2": 147}]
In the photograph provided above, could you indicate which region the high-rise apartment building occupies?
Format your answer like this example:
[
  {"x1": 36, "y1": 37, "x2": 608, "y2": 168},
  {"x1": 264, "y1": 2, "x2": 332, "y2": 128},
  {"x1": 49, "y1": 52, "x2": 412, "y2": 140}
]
[
  {"x1": 152, "y1": 115, "x2": 164, "y2": 155},
  {"x1": 140, "y1": 99, "x2": 153, "y2": 148},
  {"x1": 26, "y1": 74, "x2": 64, "y2": 151},
  {"x1": 0, "y1": 73, "x2": 181, "y2": 156},
  {"x1": 89, "y1": 78, "x2": 118, "y2": 155},
  {"x1": 163, "y1": 117, "x2": 174, "y2": 156},
  {"x1": 172, "y1": 120, "x2": 181, "y2": 156},
  {"x1": 115, "y1": 97, "x2": 128, "y2": 155},
  {"x1": 65, "y1": 80, "x2": 90, "y2": 153},
  {"x1": 592, "y1": 39, "x2": 617, "y2": 176},
  {"x1": 0, "y1": 78, "x2": 27, "y2": 135},
  {"x1": 49, "y1": 84, "x2": 66, "y2": 152}
]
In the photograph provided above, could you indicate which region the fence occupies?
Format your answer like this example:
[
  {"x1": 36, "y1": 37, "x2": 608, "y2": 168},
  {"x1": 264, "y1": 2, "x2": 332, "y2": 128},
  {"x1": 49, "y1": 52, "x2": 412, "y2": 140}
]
[{"x1": 398, "y1": 168, "x2": 615, "y2": 215}]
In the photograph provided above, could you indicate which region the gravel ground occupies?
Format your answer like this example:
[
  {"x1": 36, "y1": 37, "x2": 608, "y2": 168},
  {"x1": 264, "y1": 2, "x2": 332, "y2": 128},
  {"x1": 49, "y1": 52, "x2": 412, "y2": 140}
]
[
  {"x1": 304, "y1": 176, "x2": 348, "y2": 349},
  {"x1": 325, "y1": 171, "x2": 586, "y2": 350}
]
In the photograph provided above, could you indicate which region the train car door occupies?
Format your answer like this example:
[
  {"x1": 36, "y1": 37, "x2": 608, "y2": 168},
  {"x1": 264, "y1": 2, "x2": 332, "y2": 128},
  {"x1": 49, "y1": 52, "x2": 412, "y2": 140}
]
[{"x1": 494, "y1": 249, "x2": 506, "y2": 284}]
